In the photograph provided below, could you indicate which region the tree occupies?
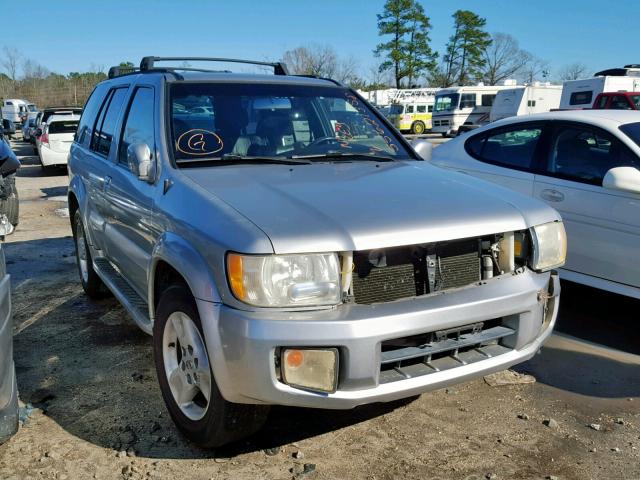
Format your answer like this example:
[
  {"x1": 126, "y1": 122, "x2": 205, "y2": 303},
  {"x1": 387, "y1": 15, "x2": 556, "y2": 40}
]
[
  {"x1": 480, "y1": 33, "x2": 530, "y2": 85},
  {"x1": 281, "y1": 45, "x2": 361, "y2": 86},
  {"x1": 374, "y1": 0, "x2": 437, "y2": 88},
  {"x1": 521, "y1": 55, "x2": 550, "y2": 83},
  {"x1": 442, "y1": 10, "x2": 492, "y2": 86},
  {"x1": 1, "y1": 46, "x2": 22, "y2": 82},
  {"x1": 559, "y1": 62, "x2": 588, "y2": 81}
]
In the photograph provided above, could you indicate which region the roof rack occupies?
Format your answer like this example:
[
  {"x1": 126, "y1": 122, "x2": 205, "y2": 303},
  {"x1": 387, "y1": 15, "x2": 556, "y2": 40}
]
[
  {"x1": 139, "y1": 56, "x2": 290, "y2": 75},
  {"x1": 108, "y1": 65, "x2": 140, "y2": 79}
]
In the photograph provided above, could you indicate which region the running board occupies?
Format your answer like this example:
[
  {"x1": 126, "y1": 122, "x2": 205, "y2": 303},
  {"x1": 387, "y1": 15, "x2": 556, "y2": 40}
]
[{"x1": 93, "y1": 258, "x2": 153, "y2": 335}]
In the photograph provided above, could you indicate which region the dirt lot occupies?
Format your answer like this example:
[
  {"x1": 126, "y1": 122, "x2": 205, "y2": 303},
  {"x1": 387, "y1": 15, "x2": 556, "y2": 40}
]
[{"x1": 0, "y1": 139, "x2": 639, "y2": 480}]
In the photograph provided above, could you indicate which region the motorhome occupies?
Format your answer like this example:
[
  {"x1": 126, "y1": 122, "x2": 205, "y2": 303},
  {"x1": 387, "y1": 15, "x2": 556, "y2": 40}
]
[
  {"x1": 1, "y1": 99, "x2": 30, "y2": 126},
  {"x1": 559, "y1": 76, "x2": 640, "y2": 110},
  {"x1": 490, "y1": 84, "x2": 563, "y2": 122},
  {"x1": 431, "y1": 85, "x2": 515, "y2": 136}
]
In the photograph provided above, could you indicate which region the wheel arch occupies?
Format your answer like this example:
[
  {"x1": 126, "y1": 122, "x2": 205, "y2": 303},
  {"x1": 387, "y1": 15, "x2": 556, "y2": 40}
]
[{"x1": 149, "y1": 232, "x2": 222, "y2": 323}]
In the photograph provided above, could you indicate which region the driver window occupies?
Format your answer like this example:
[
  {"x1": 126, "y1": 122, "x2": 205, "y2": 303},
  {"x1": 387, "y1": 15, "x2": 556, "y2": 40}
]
[
  {"x1": 118, "y1": 87, "x2": 155, "y2": 167},
  {"x1": 547, "y1": 126, "x2": 639, "y2": 184}
]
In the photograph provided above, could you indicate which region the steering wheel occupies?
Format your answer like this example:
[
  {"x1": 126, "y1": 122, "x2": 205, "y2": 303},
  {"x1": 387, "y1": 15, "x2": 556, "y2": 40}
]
[{"x1": 305, "y1": 136, "x2": 341, "y2": 149}]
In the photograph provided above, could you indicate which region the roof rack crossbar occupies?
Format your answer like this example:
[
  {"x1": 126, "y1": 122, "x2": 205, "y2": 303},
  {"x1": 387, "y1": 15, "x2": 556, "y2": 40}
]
[{"x1": 140, "y1": 56, "x2": 290, "y2": 75}]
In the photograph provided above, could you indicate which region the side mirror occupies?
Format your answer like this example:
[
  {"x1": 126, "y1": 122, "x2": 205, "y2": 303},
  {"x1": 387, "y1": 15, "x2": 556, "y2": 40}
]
[
  {"x1": 127, "y1": 143, "x2": 156, "y2": 183},
  {"x1": 411, "y1": 139, "x2": 433, "y2": 161},
  {"x1": 603, "y1": 166, "x2": 640, "y2": 194}
]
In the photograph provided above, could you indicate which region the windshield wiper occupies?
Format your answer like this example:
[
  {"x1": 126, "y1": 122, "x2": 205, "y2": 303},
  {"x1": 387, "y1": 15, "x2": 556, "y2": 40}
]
[
  {"x1": 176, "y1": 153, "x2": 311, "y2": 166},
  {"x1": 290, "y1": 152, "x2": 397, "y2": 162}
]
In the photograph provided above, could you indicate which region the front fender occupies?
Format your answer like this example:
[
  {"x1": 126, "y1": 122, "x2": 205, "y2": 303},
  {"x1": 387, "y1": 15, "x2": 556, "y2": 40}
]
[{"x1": 149, "y1": 232, "x2": 221, "y2": 319}]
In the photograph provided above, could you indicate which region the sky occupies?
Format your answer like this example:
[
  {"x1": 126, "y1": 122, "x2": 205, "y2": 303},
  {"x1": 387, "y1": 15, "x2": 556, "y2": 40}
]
[{"x1": 2, "y1": 0, "x2": 638, "y2": 80}]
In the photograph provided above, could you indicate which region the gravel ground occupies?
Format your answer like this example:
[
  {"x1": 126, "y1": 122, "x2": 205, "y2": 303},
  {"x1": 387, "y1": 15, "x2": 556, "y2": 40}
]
[{"x1": 0, "y1": 138, "x2": 638, "y2": 480}]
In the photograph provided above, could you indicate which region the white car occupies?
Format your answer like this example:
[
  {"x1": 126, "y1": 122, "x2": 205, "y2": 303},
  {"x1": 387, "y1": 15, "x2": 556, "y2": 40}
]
[
  {"x1": 37, "y1": 114, "x2": 80, "y2": 168},
  {"x1": 431, "y1": 110, "x2": 640, "y2": 299}
]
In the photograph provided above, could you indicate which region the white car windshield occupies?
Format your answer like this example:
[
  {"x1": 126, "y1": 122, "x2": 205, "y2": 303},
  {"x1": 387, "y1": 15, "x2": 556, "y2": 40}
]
[{"x1": 169, "y1": 83, "x2": 411, "y2": 164}]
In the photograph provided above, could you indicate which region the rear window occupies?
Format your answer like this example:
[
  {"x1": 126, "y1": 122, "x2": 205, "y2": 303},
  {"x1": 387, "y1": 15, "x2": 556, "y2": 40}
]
[
  {"x1": 49, "y1": 121, "x2": 78, "y2": 134},
  {"x1": 570, "y1": 91, "x2": 593, "y2": 106},
  {"x1": 620, "y1": 122, "x2": 640, "y2": 147}
]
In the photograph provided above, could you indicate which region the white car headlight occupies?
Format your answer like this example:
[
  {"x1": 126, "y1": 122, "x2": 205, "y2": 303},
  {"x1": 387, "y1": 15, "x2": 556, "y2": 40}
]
[
  {"x1": 227, "y1": 252, "x2": 341, "y2": 307},
  {"x1": 530, "y1": 221, "x2": 567, "y2": 271}
]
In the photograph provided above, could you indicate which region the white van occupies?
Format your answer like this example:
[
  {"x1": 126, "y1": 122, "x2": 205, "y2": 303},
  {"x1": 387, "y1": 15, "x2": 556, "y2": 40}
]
[
  {"x1": 432, "y1": 85, "x2": 515, "y2": 136},
  {"x1": 559, "y1": 76, "x2": 640, "y2": 110},
  {"x1": 490, "y1": 84, "x2": 563, "y2": 122},
  {"x1": 1, "y1": 99, "x2": 30, "y2": 126}
]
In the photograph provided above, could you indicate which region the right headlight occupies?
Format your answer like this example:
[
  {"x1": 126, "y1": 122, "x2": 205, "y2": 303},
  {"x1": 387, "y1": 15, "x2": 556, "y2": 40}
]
[
  {"x1": 226, "y1": 252, "x2": 341, "y2": 307},
  {"x1": 530, "y1": 221, "x2": 567, "y2": 271}
]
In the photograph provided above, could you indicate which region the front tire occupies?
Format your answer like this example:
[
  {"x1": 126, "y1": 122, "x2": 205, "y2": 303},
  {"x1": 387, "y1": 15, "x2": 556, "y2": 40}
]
[
  {"x1": 153, "y1": 285, "x2": 269, "y2": 447},
  {"x1": 73, "y1": 210, "x2": 106, "y2": 298},
  {"x1": 411, "y1": 121, "x2": 425, "y2": 135}
]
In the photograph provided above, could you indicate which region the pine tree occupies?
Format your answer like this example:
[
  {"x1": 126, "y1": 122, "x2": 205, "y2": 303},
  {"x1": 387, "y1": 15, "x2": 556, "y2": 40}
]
[
  {"x1": 374, "y1": 0, "x2": 437, "y2": 88},
  {"x1": 443, "y1": 10, "x2": 492, "y2": 86}
]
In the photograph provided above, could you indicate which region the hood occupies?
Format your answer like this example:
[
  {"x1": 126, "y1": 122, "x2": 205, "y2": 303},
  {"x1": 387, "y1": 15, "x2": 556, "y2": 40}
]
[{"x1": 182, "y1": 161, "x2": 557, "y2": 254}]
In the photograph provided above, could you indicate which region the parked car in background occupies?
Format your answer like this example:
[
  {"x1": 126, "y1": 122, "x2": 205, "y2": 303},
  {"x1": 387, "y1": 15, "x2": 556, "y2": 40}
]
[
  {"x1": 560, "y1": 76, "x2": 640, "y2": 110},
  {"x1": 68, "y1": 56, "x2": 564, "y2": 447},
  {"x1": 21, "y1": 118, "x2": 37, "y2": 142},
  {"x1": 0, "y1": 134, "x2": 21, "y2": 444},
  {"x1": 34, "y1": 107, "x2": 83, "y2": 155},
  {"x1": 593, "y1": 92, "x2": 640, "y2": 110},
  {"x1": 490, "y1": 84, "x2": 563, "y2": 122},
  {"x1": 36, "y1": 114, "x2": 79, "y2": 168},
  {"x1": 387, "y1": 101, "x2": 434, "y2": 134},
  {"x1": 431, "y1": 110, "x2": 640, "y2": 299}
]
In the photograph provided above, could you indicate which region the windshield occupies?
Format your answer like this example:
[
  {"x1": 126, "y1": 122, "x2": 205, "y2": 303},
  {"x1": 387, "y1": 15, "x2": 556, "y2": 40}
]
[
  {"x1": 169, "y1": 83, "x2": 411, "y2": 164},
  {"x1": 434, "y1": 94, "x2": 460, "y2": 113},
  {"x1": 620, "y1": 122, "x2": 640, "y2": 147},
  {"x1": 388, "y1": 104, "x2": 403, "y2": 115}
]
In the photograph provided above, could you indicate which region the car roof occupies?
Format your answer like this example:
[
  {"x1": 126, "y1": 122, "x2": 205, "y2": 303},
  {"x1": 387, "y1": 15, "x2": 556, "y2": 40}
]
[
  {"x1": 48, "y1": 114, "x2": 81, "y2": 123},
  {"x1": 490, "y1": 109, "x2": 640, "y2": 129}
]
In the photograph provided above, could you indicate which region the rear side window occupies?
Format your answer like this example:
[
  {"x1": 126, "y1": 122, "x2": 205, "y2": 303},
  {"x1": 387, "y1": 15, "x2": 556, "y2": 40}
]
[
  {"x1": 570, "y1": 91, "x2": 593, "y2": 106},
  {"x1": 460, "y1": 94, "x2": 476, "y2": 109},
  {"x1": 49, "y1": 121, "x2": 78, "y2": 134},
  {"x1": 465, "y1": 125, "x2": 543, "y2": 171},
  {"x1": 77, "y1": 85, "x2": 108, "y2": 145},
  {"x1": 91, "y1": 87, "x2": 128, "y2": 156}
]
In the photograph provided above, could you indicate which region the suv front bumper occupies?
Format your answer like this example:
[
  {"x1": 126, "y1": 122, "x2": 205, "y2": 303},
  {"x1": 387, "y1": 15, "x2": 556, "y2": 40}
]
[{"x1": 199, "y1": 269, "x2": 559, "y2": 409}]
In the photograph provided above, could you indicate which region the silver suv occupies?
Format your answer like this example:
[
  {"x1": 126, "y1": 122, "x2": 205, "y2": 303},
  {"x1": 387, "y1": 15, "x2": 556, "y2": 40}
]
[{"x1": 68, "y1": 56, "x2": 566, "y2": 447}]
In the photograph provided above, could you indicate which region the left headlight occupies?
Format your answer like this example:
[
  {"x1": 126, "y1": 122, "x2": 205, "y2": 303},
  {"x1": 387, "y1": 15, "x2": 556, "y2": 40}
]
[
  {"x1": 227, "y1": 252, "x2": 341, "y2": 307},
  {"x1": 530, "y1": 221, "x2": 567, "y2": 271}
]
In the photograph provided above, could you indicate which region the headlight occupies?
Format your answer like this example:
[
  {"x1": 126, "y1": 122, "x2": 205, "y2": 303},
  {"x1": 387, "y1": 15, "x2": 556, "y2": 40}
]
[
  {"x1": 227, "y1": 252, "x2": 341, "y2": 307},
  {"x1": 530, "y1": 221, "x2": 567, "y2": 271}
]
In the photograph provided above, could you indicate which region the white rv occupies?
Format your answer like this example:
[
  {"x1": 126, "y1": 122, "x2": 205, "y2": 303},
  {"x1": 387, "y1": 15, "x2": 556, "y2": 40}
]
[
  {"x1": 490, "y1": 84, "x2": 563, "y2": 122},
  {"x1": 559, "y1": 76, "x2": 640, "y2": 110},
  {"x1": 1, "y1": 99, "x2": 30, "y2": 126},
  {"x1": 431, "y1": 85, "x2": 515, "y2": 136}
]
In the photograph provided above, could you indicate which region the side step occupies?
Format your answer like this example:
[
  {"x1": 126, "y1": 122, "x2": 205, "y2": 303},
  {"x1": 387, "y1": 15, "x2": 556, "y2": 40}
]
[{"x1": 93, "y1": 258, "x2": 153, "y2": 335}]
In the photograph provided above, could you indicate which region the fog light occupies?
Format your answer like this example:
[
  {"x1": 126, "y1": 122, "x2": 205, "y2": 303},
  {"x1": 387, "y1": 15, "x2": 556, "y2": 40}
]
[{"x1": 281, "y1": 348, "x2": 338, "y2": 393}]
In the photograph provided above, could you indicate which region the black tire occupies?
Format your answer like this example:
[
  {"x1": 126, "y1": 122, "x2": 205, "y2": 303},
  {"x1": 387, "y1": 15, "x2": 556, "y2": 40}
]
[
  {"x1": 153, "y1": 285, "x2": 269, "y2": 447},
  {"x1": 72, "y1": 210, "x2": 106, "y2": 298},
  {"x1": 411, "y1": 121, "x2": 425, "y2": 135},
  {"x1": 0, "y1": 174, "x2": 19, "y2": 227}
]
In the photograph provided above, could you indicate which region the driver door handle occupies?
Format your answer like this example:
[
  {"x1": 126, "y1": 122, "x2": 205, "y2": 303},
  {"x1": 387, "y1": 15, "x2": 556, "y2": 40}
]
[
  {"x1": 540, "y1": 188, "x2": 565, "y2": 202},
  {"x1": 104, "y1": 175, "x2": 112, "y2": 192}
]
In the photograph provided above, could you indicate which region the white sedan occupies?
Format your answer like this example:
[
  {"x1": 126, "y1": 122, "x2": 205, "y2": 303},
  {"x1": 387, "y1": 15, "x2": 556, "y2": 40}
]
[{"x1": 431, "y1": 110, "x2": 640, "y2": 299}]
